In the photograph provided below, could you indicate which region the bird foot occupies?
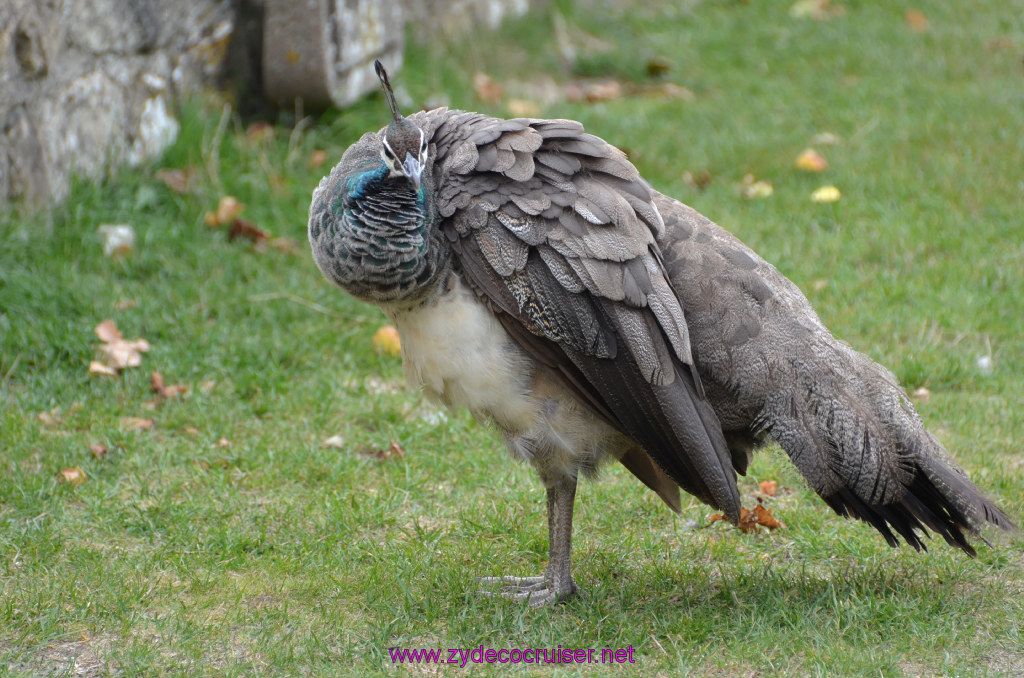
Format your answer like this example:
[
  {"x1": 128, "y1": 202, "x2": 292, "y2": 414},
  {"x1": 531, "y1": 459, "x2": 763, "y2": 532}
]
[{"x1": 476, "y1": 575, "x2": 579, "y2": 606}]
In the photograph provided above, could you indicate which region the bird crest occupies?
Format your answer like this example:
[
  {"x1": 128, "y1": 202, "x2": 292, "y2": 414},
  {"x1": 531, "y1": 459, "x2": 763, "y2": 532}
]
[{"x1": 374, "y1": 60, "x2": 427, "y2": 189}]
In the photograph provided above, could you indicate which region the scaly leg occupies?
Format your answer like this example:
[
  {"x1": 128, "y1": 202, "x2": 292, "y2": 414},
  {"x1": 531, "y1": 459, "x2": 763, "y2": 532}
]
[{"x1": 478, "y1": 475, "x2": 580, "y2": 606}]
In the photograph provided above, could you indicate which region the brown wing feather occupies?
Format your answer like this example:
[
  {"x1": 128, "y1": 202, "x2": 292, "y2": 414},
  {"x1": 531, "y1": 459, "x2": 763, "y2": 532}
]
[{"x1": 427, "y1": 110, "x2": 741, "y2": 520}]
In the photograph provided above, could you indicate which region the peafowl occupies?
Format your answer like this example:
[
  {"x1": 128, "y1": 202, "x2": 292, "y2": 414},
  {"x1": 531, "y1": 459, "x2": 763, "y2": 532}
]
[{"x1": 308, "y1": 61, "x2": 1016, "y2": 605}]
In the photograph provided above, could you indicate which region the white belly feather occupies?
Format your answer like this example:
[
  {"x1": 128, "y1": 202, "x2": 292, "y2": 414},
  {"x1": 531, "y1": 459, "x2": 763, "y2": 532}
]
[
  {"x1": 388, "y1": 277, "x2": 539, "y2": 434},
  {"x1": 387, "y1": 275, "x2": 628, "y2": 482}
]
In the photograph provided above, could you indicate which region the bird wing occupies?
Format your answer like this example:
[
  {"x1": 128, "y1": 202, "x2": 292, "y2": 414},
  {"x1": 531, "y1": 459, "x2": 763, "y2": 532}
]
[{"x1": 421, "y1": 110, "x2": 741, "y2": 520}]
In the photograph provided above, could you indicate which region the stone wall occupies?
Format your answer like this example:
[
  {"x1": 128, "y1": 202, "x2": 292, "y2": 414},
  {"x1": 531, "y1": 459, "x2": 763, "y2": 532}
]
[
  {"x1": 0, "y1": 0, "x2": 530, "y2": 208},
  {"x1": 0, "y1": 0, "x2": 236, "y2": 206}
]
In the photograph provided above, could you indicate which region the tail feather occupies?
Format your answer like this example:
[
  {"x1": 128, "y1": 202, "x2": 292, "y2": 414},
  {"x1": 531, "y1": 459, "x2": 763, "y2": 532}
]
[{"x1": 772, "y1": 343, "x2": 1017, "y2": 555}]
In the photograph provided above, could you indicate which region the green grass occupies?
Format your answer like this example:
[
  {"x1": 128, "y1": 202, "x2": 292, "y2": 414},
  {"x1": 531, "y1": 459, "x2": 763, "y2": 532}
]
[{"x1": 2, "y1": 0, "x2": 1023, "y2": 675}]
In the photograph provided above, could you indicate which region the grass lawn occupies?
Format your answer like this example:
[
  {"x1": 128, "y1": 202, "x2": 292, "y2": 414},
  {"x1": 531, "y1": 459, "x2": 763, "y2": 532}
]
[{"x1": 2, "y1": 0, "x2": 1022, "y2": 675}]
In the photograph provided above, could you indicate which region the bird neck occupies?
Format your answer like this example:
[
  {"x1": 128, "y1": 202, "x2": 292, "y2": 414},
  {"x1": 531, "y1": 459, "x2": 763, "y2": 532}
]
[{"x1": 310, "y1": 161, "x2": 448, "y2": 309}]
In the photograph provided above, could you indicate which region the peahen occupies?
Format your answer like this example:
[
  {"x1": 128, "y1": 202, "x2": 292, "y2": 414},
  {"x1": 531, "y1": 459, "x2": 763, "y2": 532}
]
[{"x1": 308, "y1": 61, "x2": 1016, "y2": 605}]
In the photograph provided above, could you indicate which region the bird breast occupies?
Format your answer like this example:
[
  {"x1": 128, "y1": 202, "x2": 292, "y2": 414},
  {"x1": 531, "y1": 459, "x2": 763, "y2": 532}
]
[{"x1": 388, "y1": 274, "x2": 540, "y2": 434}]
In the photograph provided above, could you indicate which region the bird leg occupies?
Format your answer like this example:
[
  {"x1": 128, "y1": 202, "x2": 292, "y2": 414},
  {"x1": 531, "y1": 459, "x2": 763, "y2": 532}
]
[{"x1": 478, "y1": 475, "x2": 579, "y2": 606}]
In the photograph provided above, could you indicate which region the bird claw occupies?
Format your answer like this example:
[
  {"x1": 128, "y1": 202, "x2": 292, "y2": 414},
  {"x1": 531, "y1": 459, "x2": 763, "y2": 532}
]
[{"x1": 476, "y1": 575, "x2": 578, "y2": 606}]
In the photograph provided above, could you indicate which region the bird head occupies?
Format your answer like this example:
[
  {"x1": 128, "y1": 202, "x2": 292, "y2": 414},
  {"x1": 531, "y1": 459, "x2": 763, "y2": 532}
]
[{"x1": 375, "y1": 60, "x2": 427, "y2": 191}]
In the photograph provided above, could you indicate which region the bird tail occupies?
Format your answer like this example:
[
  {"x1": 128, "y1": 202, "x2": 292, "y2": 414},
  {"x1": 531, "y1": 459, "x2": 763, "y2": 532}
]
[{"x1": 759, "y1": 338, "x2": 1016, "y2": 554}]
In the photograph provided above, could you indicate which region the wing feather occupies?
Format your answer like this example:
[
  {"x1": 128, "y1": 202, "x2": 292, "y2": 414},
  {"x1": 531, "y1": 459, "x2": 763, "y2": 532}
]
[{"x1": 428, "y1": 110, "x2": 741, "y2": 519}]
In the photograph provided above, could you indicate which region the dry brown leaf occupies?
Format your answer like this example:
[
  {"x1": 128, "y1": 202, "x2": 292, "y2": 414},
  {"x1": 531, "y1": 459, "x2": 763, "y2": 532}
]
[
  {"x1": 308, "y1": 149, "x2": 329, "y2": 169},
  {"x1": 759, "y1": 480, "x2": 778, "y2": 496},
  {"x1": 912, "y1": 386, "x2": 931, "y2": 400},
  {"x1": 473, "y1": 72, "x2": 504, "y2": 104},
  {"x1": 683, "y1": 169, "x2": 712, "y2": 191},
  {"x1": 90, "y1": 443, "x2": 109, "y2": 459},
  {"x1": 57, "y1": 467, "x2": 87, "y2": 487},
  {"x1": 372, "y1": 325, "x2": 402, "y2": 357},
  {"x1": 566, "y1": 79, "x2": 622, "y2": 103},
  {"x1": 228, "y1": 217, "x2": 270, "y2": 244},
  {"x1": 905, "y1": 9, "x2": 929, "y2": 33},
  {"x1": 93, "y1": 320, "x2": 150, "y2": 373},
  {"x1": 150, "y1": 371, "x2": 189, "y2": 399},
  {"x1": 120, "y1": 417, "x2": 155, "y2": 431},
  {"x1": 88, "y1": 361, "x2": 118, "y2": 377},
  {"x1": 155, "y1": 167, "x2": 197, "y2": 194},
  {"x1": 215, "y1": 196, "x2": 244, "y2": 225},
  {"x1": 711, "y1": 505, "x2": 783, "y2": 532},
  {"x1": 95, "y1": 319, "x2": 123, "y2": 343},
  {"x1": 150, "y1": 371, "x2": 166, "y2": 393},
  {"x1": 183, "y1": 426, "x2": 201, "y2": 436},
  {"x1": 653, "y1": 82, "x2": 695, "y2": 101},
  {"x1": 795, "y1": 148, "x2": 828, "y2": 172},
  {"x1": 114, "y1": 298, "x2": 138, "y2": 311},
  {"x1": 214, "y1": 437, "x2": 231, "y2": 448},
  {"x1": 364, "y1": 439, "x2": 405, "y2": 460},
  {"x1": 506, "y1": 98, "x2": 541, "y2": 117},
  {"x1": 646, "y1": 57, "x2": 671, "y2": 77}
]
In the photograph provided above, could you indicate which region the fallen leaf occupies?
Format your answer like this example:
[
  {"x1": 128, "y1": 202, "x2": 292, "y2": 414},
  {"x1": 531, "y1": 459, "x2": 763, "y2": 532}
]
[
  {"x1": 204, "y1": 211, "x2": 220, "y2": 227},
  {"x1": 759, "y1": 480, "x2": 778, "y2": 496},
  {"x1": 97, "y1": 339, "x2": 150, "y2": 370},
  {"x1": 37, "y1": 408, "x2": 62, "y2": 426},
  {"x1": 93, "y1": 320, "x2": 150, "y2": 372},
  {"x1": 646, "y1": 57, "x2": 672, "y2": 77},
  {"x1": 228, "y1": 217, "x2": 270, "y2": 244},
  {"x1": 89, "y1": 361, "x2": 118, "y2": 377},
  {"x1": 912, "y1": 386, "x2": 931, "y2": 400},
  {"x1": 90, "y1": 444, "x2": 109, "y2": 459},
  {"x1": 741, "y1": 174, "x2": 774, "y2": 199},
  {"x1": 323, "y1": 435, "x2": 346, "y2": 449},
  {"x1": 215, "y1": 196, "x2": 244, "y2": 225},
  {"x1": 119, "y1": 417, "x2": 155, "y2": 431},
  {"x1": 905, "y1": 9, "x2": 928, "y2": 33},
  {"x1": 200, "y1": 380, "x2": 217, "y2": 393},
  {"x1": 811, "y1": 185, "x2": 842, "y2": 203},
  {"x1": 257, "y1": 236, "x2": 301, "y2": 254},
  {"x1": 114, "y1": 298, "x2": 138, "y2": 310},
  {"x1": 473, "y1": 72, "x2": 504, "y2": 104},
  {"x1": 377, "y1": 439, "x2": 405, "y2": 459},
  {"x1": 506, "y1": 98, "x2": 541, "y2": 117},
  {"x1": 151, "y1": 371, "x2": 189, "y2": 399},
  {"x1": 57, "y1": 467, "x2": 87, "y2": 487},
  {"x1": 566, "y1": 79, "x2": 622, "y2": 103},
  {"x1": 308, "y1": 149, "x2": 329, "y2": 169},
  {"x1": 214, "y1": 437, "x2": 231, "y2": 448},
  {"x1": 795, "y1": 148, "x2": 829, "y2": 172},
  {"x1": 711, "y1": 505, "x2": 783, "y2": 532},
  {"x1": 183, "y1": 426, "x2": 201, "y2": 435},
  {"x1": 97, "y1": 224, "x2": 135, "y2": 257},
  {"x1": 683, "y1": 169, "x2": 712, "y2": 191},
  {"x1": 653, "y1": 82, "x2": 695, "y2": 101},
  {"x1": 373, "y1": 325, "x2": 402, "y2": 357},
  {"x1": 155, "y1": 167, "x2": 197, "y2": 194}
]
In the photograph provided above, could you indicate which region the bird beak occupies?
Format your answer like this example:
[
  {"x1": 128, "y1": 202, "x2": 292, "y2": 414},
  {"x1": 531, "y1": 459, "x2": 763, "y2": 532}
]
[{"x1": 403, "y1": 153, "x2": 423, "y2": 191}]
